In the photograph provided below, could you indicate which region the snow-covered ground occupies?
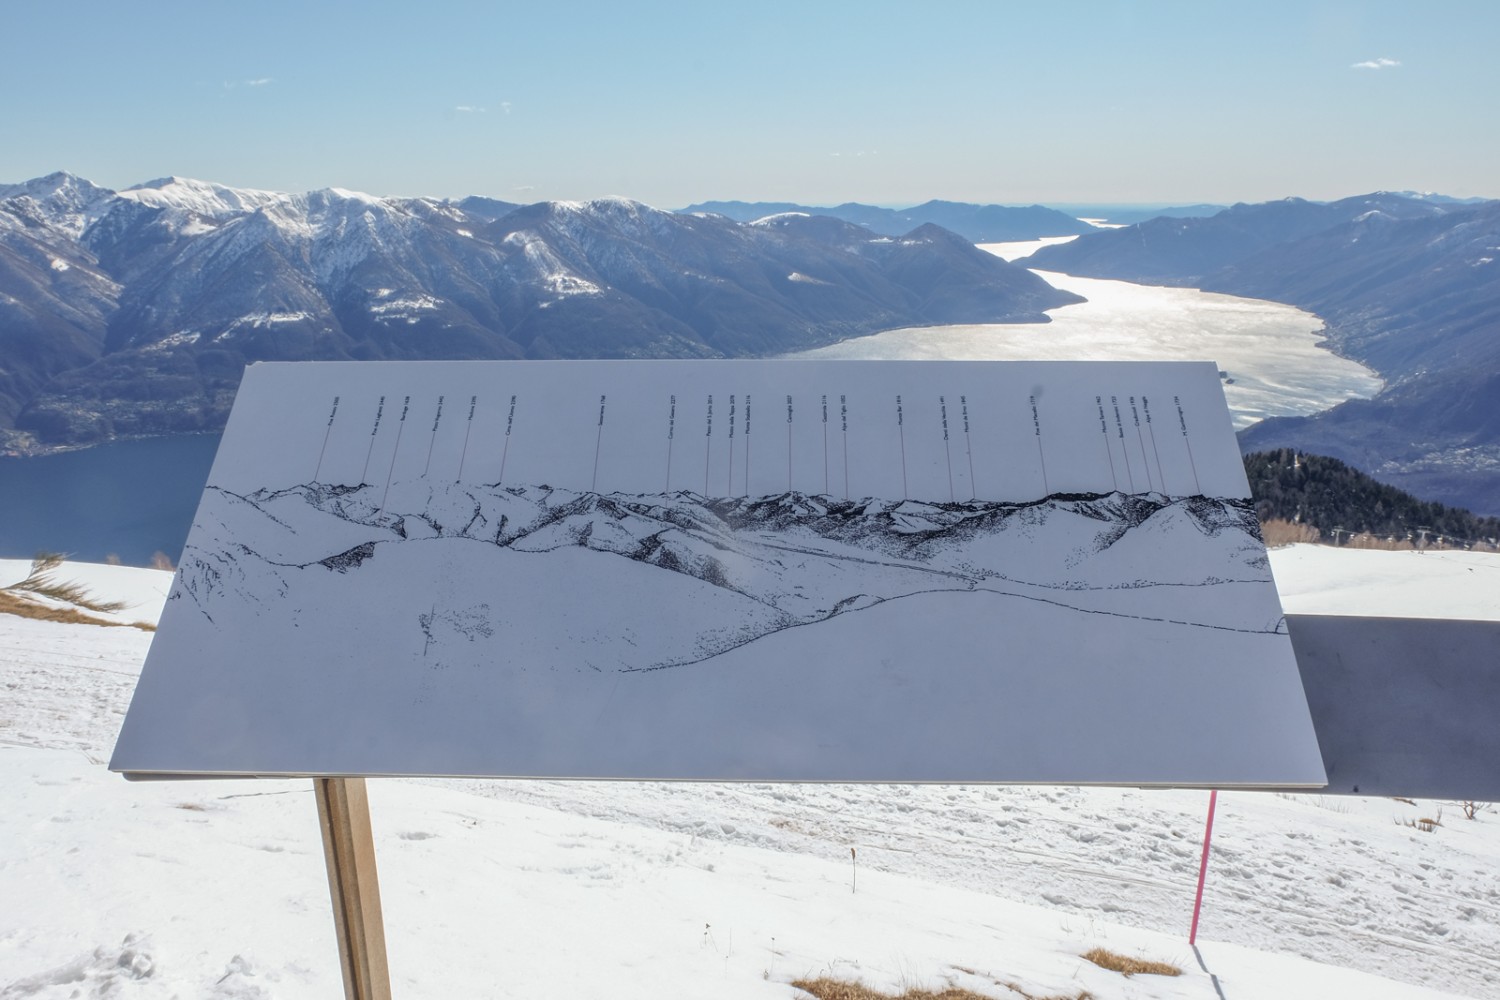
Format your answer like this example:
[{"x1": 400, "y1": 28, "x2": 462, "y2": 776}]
[
  {"x1": 789, "y1": 240, "x2": 1383, "y2": 431},
  {"x1": 1270, "y1": 544, "x2": 1500, "y2": 621},
  {"x1": 3, "y1": 549, "x2": 1499, "y2": 999}
]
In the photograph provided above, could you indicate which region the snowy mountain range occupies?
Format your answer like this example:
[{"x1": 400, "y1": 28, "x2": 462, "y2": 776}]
[{"x1": 0, "y1": 173, "x2": 1080, "y2": 452}]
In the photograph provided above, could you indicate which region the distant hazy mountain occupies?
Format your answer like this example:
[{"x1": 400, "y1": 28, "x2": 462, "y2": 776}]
[
  {"x1": 1061, "y1": 204, "x2": 1227, "y2": 226},
  {"x1": 1024, "y1": 191, "x2": 1500, "y2": 515},
  {"x1": 679, "y1": 199, "x2": 1096, "y2": 242},
  {"x1": 0, "y1": 173, "x2": 1081, "y2": 453},
  {"x1": 1025, "y1": 193, "x2": 1465, "y2": 284}
]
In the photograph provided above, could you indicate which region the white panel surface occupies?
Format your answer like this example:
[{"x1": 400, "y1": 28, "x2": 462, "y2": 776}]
[{"x1": 110, "y1": 359, "x2": 1325, "y2": 785}]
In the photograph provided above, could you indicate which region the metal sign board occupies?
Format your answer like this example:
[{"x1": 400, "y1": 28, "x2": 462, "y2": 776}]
[{"x1": 110, "y1": 359, "x2": 1325, "y2": 786}]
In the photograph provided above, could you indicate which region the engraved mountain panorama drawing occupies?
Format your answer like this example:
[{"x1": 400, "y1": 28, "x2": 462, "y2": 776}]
[{"x1": 173, "y1": 478, "x2": 1281, "y2": 676}]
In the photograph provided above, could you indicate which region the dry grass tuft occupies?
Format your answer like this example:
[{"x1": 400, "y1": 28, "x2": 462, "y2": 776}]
[
  {"x1": 1080, "y1": 947, "x2": 1182, "y2": 978},
  {"x1": 6, "y1": 553, "x2": 127, "y2": 613},
  {"x1": 792, "y1": 978, "x2": 1091, "y2": 1000},
  {"x1": 1, "y1": 554, "x2": 154, "y2": 631},
  {"x1": 0, "y1": 591, "x2": 153, "y2": 630},
  {"x1": 1259, "y1": 518, "x2": 1321, "y2": 547}
]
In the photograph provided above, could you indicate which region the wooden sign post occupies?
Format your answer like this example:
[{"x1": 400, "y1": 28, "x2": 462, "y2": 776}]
[{"x1": 314, "y1": 777, "x2": 392, "y2": 1000}]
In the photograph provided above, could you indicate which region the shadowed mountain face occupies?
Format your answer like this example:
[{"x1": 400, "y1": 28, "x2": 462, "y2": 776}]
[
  {"x1": 678, "y1": 199, "x2": 1098, "y2": 242},
  {"x1": 0, "y1": 174, "x2": 1081, "y2": 453},
  {"x1": 173, "y1": 481, "x2": 1274, "y2": 675},
  {"x1": 1028, "y1": 193, "x2": 1500, "y2": 515}
]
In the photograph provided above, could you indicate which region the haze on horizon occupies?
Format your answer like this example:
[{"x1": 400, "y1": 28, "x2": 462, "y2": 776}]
[{"x1": 2, "y1": 0, "x2": 1496, "y2": 208}]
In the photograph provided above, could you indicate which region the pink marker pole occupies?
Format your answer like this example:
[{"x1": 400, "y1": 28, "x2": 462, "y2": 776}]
[{"x1": 1189, "y1": 789, "x2": 1219, "y2": 945}]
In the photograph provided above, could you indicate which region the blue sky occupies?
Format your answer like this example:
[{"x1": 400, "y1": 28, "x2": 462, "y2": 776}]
[{"x1": 3, "y1": 0, "x2": 1494, "y2": 207}]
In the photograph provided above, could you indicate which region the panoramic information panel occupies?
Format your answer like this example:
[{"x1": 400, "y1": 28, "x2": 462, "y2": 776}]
[{"x1": 111, "y1": 359, "x2": 1325, "y2": 786}]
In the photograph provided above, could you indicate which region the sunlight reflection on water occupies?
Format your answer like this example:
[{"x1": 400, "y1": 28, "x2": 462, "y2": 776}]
[{"x1": 789, "y1": 240, "x2": 1382, "y2": 431}]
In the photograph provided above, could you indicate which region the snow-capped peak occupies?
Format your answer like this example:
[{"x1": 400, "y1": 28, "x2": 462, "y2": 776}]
[
  {"x1": 749, "y1": 211, "x2": 813, "y2": 226},
  {"x1": 119, "y1": 176, "x2": 291, "y2": 218},
  {"x1": 321, "y1": 187, "x2": 386, "y2": 206},
  {"x1": 0, "y1": 171, "x2": 117, "y2": 237}
]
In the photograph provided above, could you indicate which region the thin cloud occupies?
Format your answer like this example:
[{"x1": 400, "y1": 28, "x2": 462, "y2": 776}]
[
  {"x1": 501, "y1": 101, "x2": 512, "y2": 115},
  {"x1": 455, "y1": 105, "x2": 487, "y2": 113},
  {"x1": 244, "y1": 78, "x2": 274, "y2": 87},
  {"x1": 514, "y1": 185, "x2": 536, "y2": 193},
  {"x1": 1351, "y1": 57, "x2": 1401, "y2": 70}
]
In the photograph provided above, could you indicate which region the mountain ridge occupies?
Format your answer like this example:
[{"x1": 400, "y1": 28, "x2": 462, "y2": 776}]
[
  {"x1": 0, "y1": 174, "x2": 1081, "y2": 453},
  {"x1": 1022, "y1": 192, "x2": 1500, "y2": 515},
  {"x1": 679, "y1": 198, "x2": 1097, "y2": 241}
]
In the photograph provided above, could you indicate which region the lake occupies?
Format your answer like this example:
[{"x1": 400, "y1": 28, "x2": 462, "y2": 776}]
[
  {"x1": 0, "y1": 435, "x2": 221, "y2": 567},
  {"x1": 790, "y1": 241, "x2": 1383, "y2": 430},
  {"x1": 0, "y1": 251, "x2": 1382, "y2": 566}
]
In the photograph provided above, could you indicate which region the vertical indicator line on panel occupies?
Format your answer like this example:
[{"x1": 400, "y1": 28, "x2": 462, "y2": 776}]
[
  {"x1": 380, "y1": 395, "x2": 411, "y2": 510},
  {"x1": 1175, "y1": 395, "x2": 1202, "y2": 494},
  {"x1": 821, "y1": 395, "x2": 829, "y2": 495},
  {"x1": 896, "y1": 395, "x2": 908, "y2": 500},
  {"x1": 1142, "y1": 395, "x2": 1167, "y2": 494},
  {"x1": 840, "y1": 394, "x2": 849, "y2": 499},
  {"x1": 727, "y1": 395, "x2": 736, "y2": 497},
  {"x1": 498, "y1": 395, "x2": 517, "y2": 485},
  {"x1": 423, "y1": 395, "x2": 445, "y2": 477},
  {"x1": 1096, "y1": 396, "x2": 1118, "y2": 491},
  {"x1": 592, "y1": 395, "x2": 607, "y2": 492},
  {"x1": 665, "y1": 395, "x2": 676, "y2": 492},
  {"x1": 361, "y1": 395, "x2": 387, "y2": 485},
  {"x1": 786, "y1": 395, "x2": 793, "y2": 493},
  {"x1": 940, "y1": 395, "x2": 954, "y2": 502},
  {"x1": 960, "y1": 395, "x2": 975, "y2": 500},
  {"x1": 314, "y1": 395, "x2": 340, "y2": 482},
  {"x1": 704, "y1": 395, "x2": 713, "y2": 497},
  {"x1": 1129, "y1": 396, "x2": 1152, "y2": 492},
  {"x1": 456, "y1": 396, "x2": 478, "y2": 483},
  {"x1": 1111, "y1": 395, "x2": 1135, "y2": 493},
  {"x1": 743, "y1": 395, "x2": 752, "y2": 497},
  {"x1": 1030, "y1": 395, "x2": 1049, "y2": 497}
]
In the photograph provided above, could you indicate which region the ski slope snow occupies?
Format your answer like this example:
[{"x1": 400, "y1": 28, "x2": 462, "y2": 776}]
[{"x1": 2, "y1": 549, "x2": 1498, "y2": 999}]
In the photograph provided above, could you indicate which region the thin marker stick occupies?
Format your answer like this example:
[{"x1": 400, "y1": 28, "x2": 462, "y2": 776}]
[
  {"x1": 456, "y1": 395, "x2": 477, "y2": 482},
  {"x1": 961, "y1": 395, "x2": 975, "y2": 499},
  {"x1": 498, "y1": 395, "x2": 517, "y2": 484},
  {"x1": 592, "y1": 394, "x2": 606, "y2": 492},
  {"x1": 1111, "y1": 395, "x2": 1134, "y2": 493},
  {"x1": 665, "y1": 395, "x2": 677, "y2": 492},
  {"x1": 1030, "y1": 395, "x2": 1049, "y2": 497},
  {"x1": 840, "y1": 394, "x2": 849, "y2": 499},
  {"x1": 1142, "y1": 395, "x2": 1167, "y2": 494},
  {"x1": 380, "y1": 395, "x2": 410, "y2": 510},
  {"x1": 821, "y1": 394, "x2": 829, "y2": 495},
  {"x1": 314, "y1": 395, "x2": 340, "y2": 482},
  {"x1": 727, "y1": 395, "x2": 736, "y2": 496},
  {"x1": 743, "y1": 395, "x2": 752, "y2": 497},
  {"x1": 896, "y1": 394, "x2": 908, "y2": 500},
  {"x1": 704, "y1": 394, "x2": 713, "y2": 497},
  {"x1": 940, "y1": 395, "x2": 954, "y2": 502},
  {"x1": 361, "y1": 395, "x2": 386, "y2": 485},
  {"x1": 1175, "y1": 395, "x2": 1202, "y2": 494},
  {"x1": 423, "y1": 395, "x2": 445, "y2": 477},
  {"x1": 786, "y1": 394, "x2": 793, "y2": 493},
  {"x1": 1097, "y1": 396, "x2": 1118, "y2": 491},
  {"x1": 1129, "y1": 396, "x2": 1152, "y2": 492}
]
